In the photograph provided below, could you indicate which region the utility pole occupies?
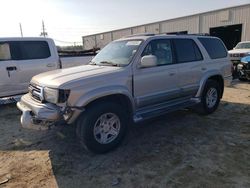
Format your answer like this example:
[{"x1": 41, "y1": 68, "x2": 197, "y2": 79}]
[
  {"x1": 19, "y1": 23, "x2": 23, "y2": 37},
  {"x1": 40, "y1": 20, "x2": 48, "y2": 37}
]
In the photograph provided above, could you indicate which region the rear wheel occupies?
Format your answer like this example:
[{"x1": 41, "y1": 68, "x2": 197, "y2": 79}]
[
  {"x1": 76, "y1": 102, "x2": 128, "y2": 153},
  {"x1": 199, "y1": 80, "x2": 221, "y2": 114}
]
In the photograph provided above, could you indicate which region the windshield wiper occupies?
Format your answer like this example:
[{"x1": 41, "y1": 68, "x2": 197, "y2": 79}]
[{"x1": 99, "y1": 61, "x2": 119, "y2": 66}]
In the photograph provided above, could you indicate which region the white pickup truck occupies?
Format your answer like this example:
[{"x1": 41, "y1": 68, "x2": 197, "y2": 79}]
[{"x1": 0, "y1": 37, "x2": 95, "y2": 100}]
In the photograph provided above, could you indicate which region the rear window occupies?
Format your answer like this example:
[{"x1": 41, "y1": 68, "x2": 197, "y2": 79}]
[
  {"x1": 173, "y1": 39, "x2": 203, "y2": 63},
  {"x1": 0, "y1": 41, "x2": 51, "y2": 61},
  {"x1": 198, "y1": 38, "x2": 227, "y2": 59}
]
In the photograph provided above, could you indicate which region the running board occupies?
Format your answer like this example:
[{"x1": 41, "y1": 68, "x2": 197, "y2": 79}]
[{"x1": 133, "y1": 98, "x2": 200, "y2": 122}]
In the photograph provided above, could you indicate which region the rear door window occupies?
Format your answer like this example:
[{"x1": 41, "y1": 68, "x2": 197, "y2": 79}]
[
  {"x1": 173, "y1": 39, "x2": 203, "y2": 63},
  {"x1": 10, "y1": 41, "x2": 51, "y2": 60},
  {"x1": 198, "y1": 38, "x2": 227, "y2": 59}
]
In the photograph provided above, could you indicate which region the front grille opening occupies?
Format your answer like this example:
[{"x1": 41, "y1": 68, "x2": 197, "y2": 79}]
[{"x1": 29, "y1": 84, "x2": 43, "y2": 102}]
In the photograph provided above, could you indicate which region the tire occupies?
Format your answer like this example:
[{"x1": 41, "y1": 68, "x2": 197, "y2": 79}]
[
  {"x1": 199, "y1": 80, "x2": 221, "y2": 115},
  {"x1": 76, "y1": 102, "x2": 128, "y2": 153}
]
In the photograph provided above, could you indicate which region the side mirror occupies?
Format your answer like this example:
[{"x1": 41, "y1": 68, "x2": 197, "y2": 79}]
[{"x1": 140, "y1": 55, "x2": 157, "y2": 68}]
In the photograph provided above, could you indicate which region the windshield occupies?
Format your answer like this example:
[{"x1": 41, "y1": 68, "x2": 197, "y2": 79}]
[
  {"x1": 235, "y1": 42, "x2": 250, "y2": 49},
  {"x1": 91, "y1": 40, "x2": 142, "y2": 66}
]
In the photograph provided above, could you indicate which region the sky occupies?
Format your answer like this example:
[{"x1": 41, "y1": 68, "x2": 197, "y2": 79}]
[{"x1": 0, "y1": 0, "x2": 249, "y2": 46}]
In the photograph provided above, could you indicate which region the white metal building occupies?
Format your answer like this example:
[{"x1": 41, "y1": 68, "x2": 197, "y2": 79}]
[{"x1": 82, "y1": 4, "x2": 250, "y2": 50}]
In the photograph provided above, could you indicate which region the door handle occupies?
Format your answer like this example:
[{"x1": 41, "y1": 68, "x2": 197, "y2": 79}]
[
  {"x1": 47, "y1": 63, "x2": 55, "y2": 67},
  {"x1": 6, "y1": 66, "x2": 17, "y2": 71},
  {"x1": 6, "y1": 66, "x2": 17, "y2": 77}
]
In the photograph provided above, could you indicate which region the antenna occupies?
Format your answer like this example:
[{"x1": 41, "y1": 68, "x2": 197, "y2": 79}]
[{"x1": 40, "y1": 20, "x2": 48, "y2": 37}]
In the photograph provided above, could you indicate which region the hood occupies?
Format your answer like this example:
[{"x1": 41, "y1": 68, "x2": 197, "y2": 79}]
[
  {"x1": 228, "y1": 49, "x2": 250, "y2": 54},
  {"x1": 31, "y1": 65, "x2": 122, "y2": 88}
]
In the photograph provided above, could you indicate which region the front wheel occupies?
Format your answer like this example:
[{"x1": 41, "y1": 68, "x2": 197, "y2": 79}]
[
  {"x1": 199, "y1": 80, "x2": 221, "y2": 115},
  {"x1": 76, "y1": 102, "x2": 128, "y2": 153}
]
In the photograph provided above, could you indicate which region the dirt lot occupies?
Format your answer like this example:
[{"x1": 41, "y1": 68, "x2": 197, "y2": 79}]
[{"x1": 0, "y1": 81, "x2": 249, "y2": 188}]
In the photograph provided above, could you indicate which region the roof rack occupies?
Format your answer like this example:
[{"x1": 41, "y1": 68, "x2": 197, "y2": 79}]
[
  {"x1": 124, "y1": 33, "x2": 155, "y2": 38},
  {"x1": 166, "y1": 33, "x2": 210, "y2": 36}
]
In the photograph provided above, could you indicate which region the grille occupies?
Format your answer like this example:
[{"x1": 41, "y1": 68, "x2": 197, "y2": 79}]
[
  {"x1": 240, "y1": 53, "x2": 246, "y2": 57},
  {"x1": 232, "y1": 53, "x2": 249, "y2": 58},
  {"x1": 28, "y1": 84, "x2": 43, "y2": 102},
  {"x1": 232, "y1": 53, "x2": 240, "y2": 57}
]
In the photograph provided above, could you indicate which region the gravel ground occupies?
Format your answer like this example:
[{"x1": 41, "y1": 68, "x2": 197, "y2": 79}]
[{"x1": 0, "y1": 80, "x2": 249, "y2": 188}]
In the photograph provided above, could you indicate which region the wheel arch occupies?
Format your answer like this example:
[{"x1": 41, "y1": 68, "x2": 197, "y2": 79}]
[
  {"x1": 196, "y1": 73, "x2": 224, "y2": 98},
  {"x1": 84, "y1": 93, "x2": 134, "y2": 116}
]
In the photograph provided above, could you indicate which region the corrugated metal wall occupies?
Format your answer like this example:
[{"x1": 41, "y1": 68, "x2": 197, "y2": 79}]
[
  {"x1": 82, "y1": 35, "x2": 96, "y2": 50},
  {"x1": 132, "y1": 26, "x2": 146, "y2": 34},
  {"x1": 96, "y1": 33, "x2": 112, "y2": 49},
  {"x1": 82, "y1": 4, "x2": 250, "y2": 50},
  {"x1": 112, "y1": 28, "x2": 132, "y2": 40},
  {"x1": 200, "y1": 5, "x2": 250, "y2": 41},
  {"x1": 160, "y1": 15, "x2": 199, "y2": 34},
  {"x1": 145, "y1": 23, "x2": 160, "y2": 34}
]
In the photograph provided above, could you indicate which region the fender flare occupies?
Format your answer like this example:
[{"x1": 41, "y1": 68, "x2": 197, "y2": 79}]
[
  {"x1": 74, "y1": 85, "x2": 135, "y2": 111},
  {"x1": 195, "y1": 70, "x2": 224, "y2": 98}
]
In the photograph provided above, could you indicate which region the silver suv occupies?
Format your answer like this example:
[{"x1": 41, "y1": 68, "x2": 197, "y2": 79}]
[{"x1": 17, "y1": 34, "x2": 232, "y2": 153}]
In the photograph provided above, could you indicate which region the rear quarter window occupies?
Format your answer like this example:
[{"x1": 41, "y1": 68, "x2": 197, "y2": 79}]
[{"x1": 198, "y1": 38, "x2": 227, "y2": 59}]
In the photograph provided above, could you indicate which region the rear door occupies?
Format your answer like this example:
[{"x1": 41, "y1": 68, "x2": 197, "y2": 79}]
[{"x1": 172, "y1": 38, "x2": 204, "y2": 98}]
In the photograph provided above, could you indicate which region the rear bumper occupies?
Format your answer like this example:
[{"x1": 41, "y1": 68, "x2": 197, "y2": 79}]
[
  {"x1": 224, "y1": 75, "x2": 232, "y2": 87},
  {"x1": 17, "y1": 94, "x2": 62, "y2": 130}
]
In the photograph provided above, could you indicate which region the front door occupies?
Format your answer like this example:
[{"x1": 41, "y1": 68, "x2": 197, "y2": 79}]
[
  {"x1": 0, "y1": 43, "x2": 21, "y2": 97},
  {"x1": 133, "y1": 39, "x2": 180, "y2": 108}
]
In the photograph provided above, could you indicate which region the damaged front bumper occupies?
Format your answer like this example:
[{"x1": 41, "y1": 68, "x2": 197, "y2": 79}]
[{"x1": 17, "y1": 94, "x2": 63, "y2": 130}]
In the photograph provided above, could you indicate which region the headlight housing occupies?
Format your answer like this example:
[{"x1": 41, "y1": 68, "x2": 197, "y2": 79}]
[
  {"x1": 44, "y1": 87, "x2": 70, "y2": 103},
  {"x1": 44, "y1": 87, "x2": 59, "y2": 103}
]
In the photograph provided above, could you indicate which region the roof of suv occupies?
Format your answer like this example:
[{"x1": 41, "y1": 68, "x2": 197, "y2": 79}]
[{"x1": 116, "y1": 33, "x2": 217, "y2": 41}]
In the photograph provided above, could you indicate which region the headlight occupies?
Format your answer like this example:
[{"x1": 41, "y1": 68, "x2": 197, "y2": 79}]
[
  {"x1": 44, "y1": 87, "x2": 59, "y2": 103},
  {"x1": 44, "y1": 87, "x2": 70, "y2": 104}
]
